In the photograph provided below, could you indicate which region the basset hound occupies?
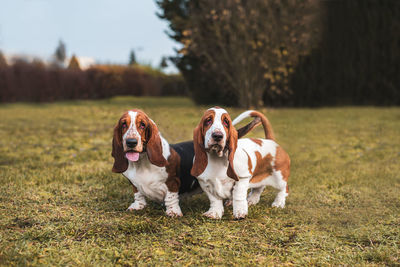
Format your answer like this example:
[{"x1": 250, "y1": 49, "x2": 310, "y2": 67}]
[
  {"x1": 191, "y1": 107, "x2": 290, "y2": 219},
  {"x1": 111, "y1": 109, "x2": 254, "y2": 217},
  {"x1": 112, "y1": 109, "x2": 200, "y2": 217}
]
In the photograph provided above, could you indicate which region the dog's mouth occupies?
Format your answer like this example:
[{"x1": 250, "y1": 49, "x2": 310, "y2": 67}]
[
  {"x1": 125, "y1": 150, "x2": 140, "y2": 162},
  {"x1": 207, "y1": 144, "x2": 225, "y2": 157}
]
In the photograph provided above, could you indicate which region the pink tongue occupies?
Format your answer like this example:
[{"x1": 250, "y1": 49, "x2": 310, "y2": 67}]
[{"x1": 126, "y1": 152, "x2": 140, "y2": 162}]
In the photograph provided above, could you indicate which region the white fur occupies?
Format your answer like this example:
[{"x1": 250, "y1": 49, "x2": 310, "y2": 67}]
[
  {"x1": 205, "y1": 107, "x2": 228, "y2": 150},
  {"x1": 232, "y1": 110, "x2": 255, "y2": 126},
  {"x1": 232, "y1": 177, "x2": 250, "y2": 218},
  {"x1": 165, "y1": 191, "x2": 183, "y2": 217},
  {"x1": 160, "y1": 133, "x2": 171, "y2": 160},
  {"x1": 127, "y1": 192, "x2": 147, "y2": 211},
  {"x1": 123, "y1": 150, "x2": 168, "y2": 202},
  {"x1": 123, "y1": 111, "x2": 140, "y2": 146}
]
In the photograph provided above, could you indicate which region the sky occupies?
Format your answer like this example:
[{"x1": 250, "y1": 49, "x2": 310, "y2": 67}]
[{"x1": 0, "y1": 0, "x2": 180, "y2": 72}]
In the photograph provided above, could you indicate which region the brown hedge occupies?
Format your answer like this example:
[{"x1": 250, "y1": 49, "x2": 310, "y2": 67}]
[{"x1": 0, "y1": 61, "x2": 188, "y2": 103}]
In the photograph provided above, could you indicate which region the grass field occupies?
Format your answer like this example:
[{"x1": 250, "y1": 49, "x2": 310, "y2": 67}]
[{"x1": 0, "y1": 97, "x2": 399, "y2": 266}]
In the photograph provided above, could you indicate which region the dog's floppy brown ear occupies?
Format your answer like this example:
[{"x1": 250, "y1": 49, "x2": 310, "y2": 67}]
[
  {"x1": 191, "y1": 123, "x2": 208, "y2": 177},
  {"x1": 146, "y1": 119, "x2": 167, "y2": 167},
  {"x1": 112, "y1": 123, "x2": 128, "y2": 173},
  {"x1": 226, "y1": 117, "x2": 239, "y2": 181}
]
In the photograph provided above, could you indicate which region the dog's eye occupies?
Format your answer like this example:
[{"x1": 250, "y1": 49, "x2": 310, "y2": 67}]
[
  {"x1": 139, "y1": 122, "x2": 146, "y2": 129},
  {"x1": 204, "y1": 118, "x2": 212, "y2": 126},
  {"x1": 223, "y1": 119, "x2": 229, "y2": 127},
  {"x1": 121, "y1": 122, "x2": 128, "y2": 129}
]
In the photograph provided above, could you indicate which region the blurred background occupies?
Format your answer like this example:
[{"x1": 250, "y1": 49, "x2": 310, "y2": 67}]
[{"x1": 0, "y1": 0, "x2": 399, "y2": 108}]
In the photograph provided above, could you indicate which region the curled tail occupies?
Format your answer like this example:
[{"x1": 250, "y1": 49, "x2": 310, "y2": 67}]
[{"x1": 233, "y1": 110, "x2": 275, "y2": 141}]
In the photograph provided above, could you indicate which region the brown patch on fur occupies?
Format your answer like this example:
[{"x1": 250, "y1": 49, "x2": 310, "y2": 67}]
[
  {"x1": 250, "y1": 151, "x2": 274, "y2": 184},
  {"x1": 145, "y1": 118, "x2": 167, "y2": 167},
  {"x1": 275, "y1": 146, "x2": 291, "y2": 193},
  {"x1": 135, "y1": 112, "x2": 149, "y2": 144},
  {"x1": 245, "y1": 150, "x2": 253, "y2": 175},
  {"x1": 221, "y1": 113, "x2": 230, "y2": 137},
  {"x1": 191, "y1": 110, "x2": 215, "y2": 177},
  {"x1": 250, "y1": 138, "x2": 263, "y2": 146},
  {"x1": 225, "y1": 113, "x2": 239, "y2": 181},
  {"x1": 250, "y1": 111, "x2": 275, "y2": 140},
  {"x1": 131, "y1": 184, "x2": 138, "y2": 193},
  {"x1": 112, "y1": 112, "x2": 130, "y2": 173},
  {"x1": 165, "y1": 148, "x2": 181, "y2": 192}
]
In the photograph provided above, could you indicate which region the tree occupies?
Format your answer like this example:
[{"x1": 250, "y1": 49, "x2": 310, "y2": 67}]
[
  {"x1": 0, "y1": 50, "x2": 7, "y2": 67},
  {"x1": 159, "y1": 56, "x2": 168, "y2": 69},
  {"x1": 129, "y1": 50, "x2": 136, "y2": 65},
  {"x1": 157, "y1": 0, "x2": 319, "y2": 108},
  {"x1": 68, "y1": 55, "x2": 81, "y2": 70},
  {"x1": 289, "y1": 0, "x2": 400, "y2": 106},
  {"x1": 54, "y1": 39, "x2": 67, "y2": 65}
]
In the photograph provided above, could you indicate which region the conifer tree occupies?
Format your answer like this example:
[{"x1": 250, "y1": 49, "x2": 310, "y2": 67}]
[{"x1": 68, "y1": 55, "x2": 81, "y2": 70}]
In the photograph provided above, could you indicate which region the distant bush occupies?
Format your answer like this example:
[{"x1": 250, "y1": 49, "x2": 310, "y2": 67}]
[
  {"x1": 158, "y1": 0, "x2": 400, "y2": 107},
  {"x1": 157, "y1": 0, "x2": 319, "y2": 108},
  {"x1": 0, "y1": 62, "x2": 188, "y2": 103}
]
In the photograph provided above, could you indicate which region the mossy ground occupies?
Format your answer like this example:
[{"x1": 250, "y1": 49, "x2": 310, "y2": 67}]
[{"x1": 0, "y1": 97, "x2": 399, "y2": 266}]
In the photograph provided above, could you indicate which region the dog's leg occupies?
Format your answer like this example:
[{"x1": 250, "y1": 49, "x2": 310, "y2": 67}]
[
  {"x1": 271, "y1": 171, "x2": 288, "y2": 208},
  {"x1": 232, "y1": 177, "x2": 250, "y2": 219},
  {"x1": 127, "y1": 191, "x2": 147, "y2": 211},
  {"x1": 247, "y1": 186, "x2": 266, "y2": 206},
  {"x1": 164, "y1": 190, "x2": 183, "y2": 217},
  {"x1": 202, "y1": 190, "x2": 224, "y2": 219}
]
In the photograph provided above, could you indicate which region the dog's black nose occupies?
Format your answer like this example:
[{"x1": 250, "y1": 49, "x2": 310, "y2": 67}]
[
  {"x1": 126, "y1": 138, "x2": 138, "y2": 148},
  {"x1": 212, "y1": 132, "x2": 223, "y2": 142}
]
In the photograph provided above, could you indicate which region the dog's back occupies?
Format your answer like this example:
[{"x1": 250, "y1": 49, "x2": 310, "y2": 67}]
[{"x1": 170, "y1": 141, "x2": 200, "y2": 194}]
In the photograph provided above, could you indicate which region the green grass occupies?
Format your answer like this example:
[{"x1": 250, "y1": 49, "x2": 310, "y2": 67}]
[{"x1": 0, "y1": 96, "x2": 399, "y2": 266}]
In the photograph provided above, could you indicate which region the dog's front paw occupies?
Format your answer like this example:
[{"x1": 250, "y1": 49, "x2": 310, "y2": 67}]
[
  {"x1": 166, "y1": 206, "x2": 183, "y2": 217},
  {"x1": 233, "y1": 209, "x2": 248, "y2": 220},
  {"x1": 203, "y1": 209, "x2": 223, "y2": 219},
  {"x1": 233, "y1": 200, "x2": 248, "y2": 219},
  {"x1": 127, "y1": 202, "x2": 146, "y2": 211}
]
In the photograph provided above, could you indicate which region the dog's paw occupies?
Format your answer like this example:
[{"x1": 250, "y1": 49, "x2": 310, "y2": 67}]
[
  {"x1": 233, "y1": 209, "x2": 248, "y2": 220},
  {"x1": 271, "y1": 199, "x2": 286, "y2": 208},
  {"x1": 233, "y1": 200, "x2": 248, "y2": 219},
  {"x1": 203, "y1": 209, "x2": 223, "y2": 219},
  {"x1": 247, "y1": 195, "x2": 261, "y2": 206},
  {"x1": 166, "y1": 206, "x2": 183, "y2": 217},
  {"x1": 127, "y1": 202, "x2": 146, "y2": 211}
]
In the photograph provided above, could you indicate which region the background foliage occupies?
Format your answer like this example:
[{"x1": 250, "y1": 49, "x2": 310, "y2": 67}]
[
  {"x1": 0, "y1": 61, "x2": 187, "y2": 102},
  {"x1": 157, "y1": 0, "x2": 400, "y2": 107},
  {"x1": 0, "y1": 0, "x2": 398, "y2": 106},
  {"x1": 290, "y1": 0, "x2": 400, "y2": 106}
]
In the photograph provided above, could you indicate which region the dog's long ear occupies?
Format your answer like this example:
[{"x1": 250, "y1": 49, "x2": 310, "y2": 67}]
[
  {"x1": 112, "y1": 122, "x2": 128, "y2": 173},
  {"x1": 191, "y1": 123, "x2": 208, "y2": 177},
  {"x1": 226, "y1": 117, "x2": 239, "y2": 181},
  {"x1": 146, "y1": 119, "x2": 167, "y2": 167}
]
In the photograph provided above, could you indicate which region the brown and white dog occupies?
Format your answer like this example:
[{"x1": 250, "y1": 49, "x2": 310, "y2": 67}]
[
  {"x1": 112, "y1": 109, "x2": 200, "y2": 217},
  {"x1": 112, "y1": 109, "x2": 258, "y2": 217},
  {"x1": 191, "y1": 107, "x2": 290, "y2": 219}
]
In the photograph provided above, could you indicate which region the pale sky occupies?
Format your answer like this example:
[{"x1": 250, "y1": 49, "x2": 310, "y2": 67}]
[{"x1": 0, "y1": 0, "x2": 180, "y2": 72}]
